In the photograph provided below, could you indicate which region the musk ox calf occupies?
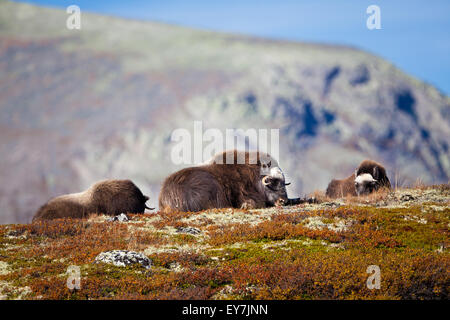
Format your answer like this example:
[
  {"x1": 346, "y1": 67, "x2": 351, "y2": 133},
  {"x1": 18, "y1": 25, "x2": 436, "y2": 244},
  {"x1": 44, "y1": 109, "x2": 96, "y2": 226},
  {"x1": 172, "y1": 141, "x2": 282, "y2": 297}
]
[
  {"x1": 326, "y1": 160, "x2": 391, "y2": 198},
  {"x1": 33, "y1": 179, "x2": 152, "y2": 221},
  {"x1": 159, "y1": 162, "x2": 288, "y2": 212}
]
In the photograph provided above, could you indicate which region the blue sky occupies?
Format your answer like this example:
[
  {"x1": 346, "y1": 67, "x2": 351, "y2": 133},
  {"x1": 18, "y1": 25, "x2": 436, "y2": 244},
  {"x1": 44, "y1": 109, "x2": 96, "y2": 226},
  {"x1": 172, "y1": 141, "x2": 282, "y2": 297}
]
[{"x1": 18, "y1": 0, "x2": 450, "y2": 95}]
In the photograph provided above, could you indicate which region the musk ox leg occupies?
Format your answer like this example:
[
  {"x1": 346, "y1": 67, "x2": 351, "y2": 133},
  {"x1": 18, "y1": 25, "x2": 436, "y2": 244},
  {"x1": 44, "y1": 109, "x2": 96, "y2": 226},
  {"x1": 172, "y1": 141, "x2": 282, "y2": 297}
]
[
  {"x1": 240, "y1": 199, "x2": 257, "y2": 209},
  {"x1": 238, "y1": 193, "x2": 266, "y2": 209}
]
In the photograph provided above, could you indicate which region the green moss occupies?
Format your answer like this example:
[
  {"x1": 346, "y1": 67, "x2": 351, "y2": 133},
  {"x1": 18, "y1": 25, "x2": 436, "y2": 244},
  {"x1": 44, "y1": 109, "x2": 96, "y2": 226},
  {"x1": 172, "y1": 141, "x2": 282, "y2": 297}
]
[
  {"x1": 171, "y1": 233, "x2": 198, "y2": 244},
  {"x1": 1, "y1": 187, "x2": 448, "y2": 300}
]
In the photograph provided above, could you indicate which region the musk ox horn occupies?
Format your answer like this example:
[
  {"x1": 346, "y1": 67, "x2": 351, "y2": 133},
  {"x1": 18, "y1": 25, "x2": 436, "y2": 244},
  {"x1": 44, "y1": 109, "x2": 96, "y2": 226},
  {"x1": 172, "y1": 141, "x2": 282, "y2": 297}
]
[{"x1": 262, "y1": 176, "x2": 271, "y2": 185}]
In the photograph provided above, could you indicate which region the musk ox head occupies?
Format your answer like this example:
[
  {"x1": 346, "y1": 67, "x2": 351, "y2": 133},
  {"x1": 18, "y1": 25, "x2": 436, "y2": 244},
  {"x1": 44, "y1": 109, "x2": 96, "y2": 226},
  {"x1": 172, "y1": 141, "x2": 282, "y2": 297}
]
[
  {"x1": 356, "y1": 160, "x2": 391, "y2": 190},
  {"x1": 354, "y1": 173, "x2": 377, "y2": 196},
  {"x1": 260, "y1": 160, "x2": 272, "y2": 175},
  {"x1": 258, "y1": 154, "x2": 279, "y2": 176},
  {"x1": 262, "y1": 175, "x2": 289, "y2": 205}
]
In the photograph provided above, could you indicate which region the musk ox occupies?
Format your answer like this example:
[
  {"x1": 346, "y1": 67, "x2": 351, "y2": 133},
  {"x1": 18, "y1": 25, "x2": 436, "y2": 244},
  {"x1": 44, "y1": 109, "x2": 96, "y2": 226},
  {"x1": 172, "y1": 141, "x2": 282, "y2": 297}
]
[
  {"x1": 206, "y1": 150, "x2": 280, "y2": 176},
  {"x1": 356, "y1": 160, "x2": 391, "y2": 191},
  {"x1": 159, "y1": 162, "x2": 288, "y2": 212},
  {"x1": 32, "y1": 179, "x2": 152, "y2": 221},
  {"x1": 325, "y1": 159, "x2": 391, "y2": 198}
]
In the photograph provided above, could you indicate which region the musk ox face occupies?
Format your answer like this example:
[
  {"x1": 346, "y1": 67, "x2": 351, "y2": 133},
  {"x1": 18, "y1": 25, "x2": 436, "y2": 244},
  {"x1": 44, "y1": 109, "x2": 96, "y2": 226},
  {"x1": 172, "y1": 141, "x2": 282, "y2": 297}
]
[
  {"x1": 260, "y1": 160, "x2": 272, "y2": 175},
  {"x1": 262, "y1": 175, "x2": 289, "y2": 205},
  {"x1": 259, "y1": 155, "x2": 279, "y2": 176},
  {"x1": 354, "y1": 173, "x2": 378, "y2": 196}
]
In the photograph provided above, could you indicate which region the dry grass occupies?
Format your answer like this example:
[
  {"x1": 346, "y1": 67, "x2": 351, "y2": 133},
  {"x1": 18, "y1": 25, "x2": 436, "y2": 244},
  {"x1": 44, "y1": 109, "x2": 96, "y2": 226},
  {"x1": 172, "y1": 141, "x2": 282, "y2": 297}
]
[
  {"x1": 344, "y1": 187, "x2": 391, "y2": 205},
  {"x1": 0, "y1": 186, "x2": 448, "y2": 300}
]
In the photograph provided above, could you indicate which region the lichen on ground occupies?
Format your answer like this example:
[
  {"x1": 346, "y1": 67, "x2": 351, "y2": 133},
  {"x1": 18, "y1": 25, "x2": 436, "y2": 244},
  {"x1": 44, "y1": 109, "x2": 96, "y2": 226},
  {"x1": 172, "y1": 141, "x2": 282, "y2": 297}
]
[{"x1": 0, "y1": 185, "x2": 448, "y2": 300}]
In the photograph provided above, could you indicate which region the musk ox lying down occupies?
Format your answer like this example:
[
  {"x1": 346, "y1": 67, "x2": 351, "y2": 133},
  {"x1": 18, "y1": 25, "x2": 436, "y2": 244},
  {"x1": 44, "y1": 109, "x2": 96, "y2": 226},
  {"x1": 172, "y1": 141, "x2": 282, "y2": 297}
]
[
  {"x1": 33, "y1": 179, "x2": 152, "y2": 221},
  {"x1": 326, "y1": 160, "x2": 391, "y2": 198},
  {"x1": 159, "y1": 162, "x2": 288, "y2": 212}
]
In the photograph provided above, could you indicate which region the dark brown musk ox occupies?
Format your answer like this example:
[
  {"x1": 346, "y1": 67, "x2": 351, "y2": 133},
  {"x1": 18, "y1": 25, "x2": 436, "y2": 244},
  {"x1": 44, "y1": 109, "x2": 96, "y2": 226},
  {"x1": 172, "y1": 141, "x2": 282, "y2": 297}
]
[
  {"x1": 206, "y1": 150, "x2": 289, "y2": 186},
  {"x1": 159, "y1": 157, "x2": 289, "y2": 212},
  {"x1": 325, "y1": 159, "x2": 391, "y2": 198},
  {"x1": 32, "y1": 179, "x2": 152, "y2": 221},
  {"x1": 207, "y1": 150, "x2": 317, "y2": 206}
]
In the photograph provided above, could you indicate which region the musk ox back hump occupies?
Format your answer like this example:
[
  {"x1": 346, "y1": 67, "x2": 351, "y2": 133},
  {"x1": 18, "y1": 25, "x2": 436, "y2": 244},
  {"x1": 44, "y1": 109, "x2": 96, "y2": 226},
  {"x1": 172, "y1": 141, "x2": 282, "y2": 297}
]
[
  {"x1": 207, "y1": 150, "x2": 279, "y2": 175},
  {"x1": 159, "y1": 167, "x2": 229, "y2": 212},
  {"x1": 90, "y1": 179, "x2": 149, "y2": 215}
]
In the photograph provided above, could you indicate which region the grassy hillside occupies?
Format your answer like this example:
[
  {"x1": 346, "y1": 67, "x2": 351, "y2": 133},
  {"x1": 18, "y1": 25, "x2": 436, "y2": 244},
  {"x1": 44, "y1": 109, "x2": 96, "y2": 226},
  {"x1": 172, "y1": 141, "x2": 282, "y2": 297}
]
[
  {"x1": 0, "y1": 1, "x2": 449, "y2": 224},
  {"x1": 0, "y1": 185, "x2": 448, "y2": 300}
]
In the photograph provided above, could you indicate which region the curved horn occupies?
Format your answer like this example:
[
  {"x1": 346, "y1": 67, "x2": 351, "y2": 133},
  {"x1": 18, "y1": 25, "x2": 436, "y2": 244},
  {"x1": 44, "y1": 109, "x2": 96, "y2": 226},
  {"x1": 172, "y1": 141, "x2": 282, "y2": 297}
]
[
  {"x1": 285, "y1": 182, "x2": 291, "y2": 186},
  {"x1": 262, "y1": 176, "x2": 271, "y2": 186}
]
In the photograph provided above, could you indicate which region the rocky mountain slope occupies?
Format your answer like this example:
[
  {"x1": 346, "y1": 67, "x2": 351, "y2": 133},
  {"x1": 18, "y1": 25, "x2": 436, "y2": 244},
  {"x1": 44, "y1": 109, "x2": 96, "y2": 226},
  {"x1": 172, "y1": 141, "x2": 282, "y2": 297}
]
[
  {"x1": 0, "y1": 185, "x2": 448, "y2": 299},
  {"x1": 0, "y1": 1, "x2": 449, "y2": 223}
]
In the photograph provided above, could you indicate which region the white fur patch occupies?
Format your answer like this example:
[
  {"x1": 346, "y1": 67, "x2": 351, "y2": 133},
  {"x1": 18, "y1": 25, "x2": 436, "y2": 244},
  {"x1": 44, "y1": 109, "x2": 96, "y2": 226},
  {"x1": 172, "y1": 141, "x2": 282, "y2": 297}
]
[
  {"x1": 355, "y1": 173, "x2": 376, "y2": 184},
  {"x1": 269, "y1": 166, "x2": 285, "y2": 180}
]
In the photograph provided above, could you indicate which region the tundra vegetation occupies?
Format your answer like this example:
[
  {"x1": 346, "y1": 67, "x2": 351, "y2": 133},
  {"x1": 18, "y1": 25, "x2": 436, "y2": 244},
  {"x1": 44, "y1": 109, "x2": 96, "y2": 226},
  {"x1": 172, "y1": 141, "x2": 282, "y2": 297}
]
[
  {"x1": 0, "y1": 185, "x2": 448, "y2": 300},
  {"x1": 1, "y1": 2, "x2": 449, "y2": 224}
]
